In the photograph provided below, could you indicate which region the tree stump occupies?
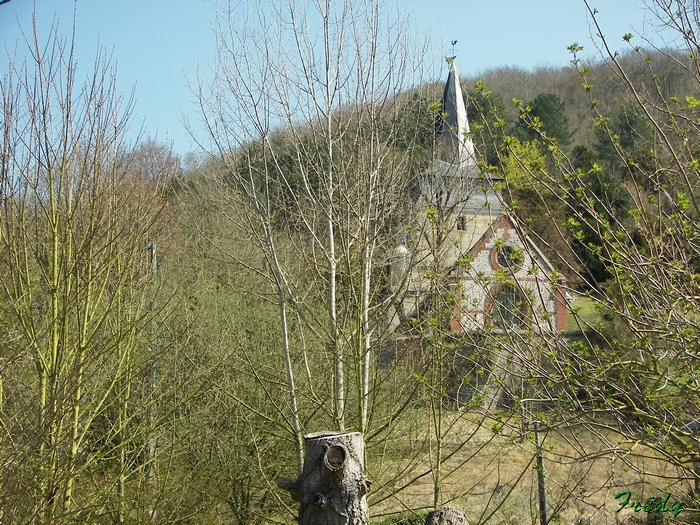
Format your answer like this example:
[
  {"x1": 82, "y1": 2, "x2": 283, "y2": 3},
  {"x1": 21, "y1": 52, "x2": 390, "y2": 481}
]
[
  {"x1": 425, "y1": 507, "x2": 468, "y2": 525},
  {"x1": 277, "y1": 432, "x2": 371, "y2": 525}
]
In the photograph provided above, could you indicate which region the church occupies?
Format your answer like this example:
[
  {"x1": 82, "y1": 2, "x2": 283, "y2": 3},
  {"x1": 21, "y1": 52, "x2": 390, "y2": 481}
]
[{"x1": 389, "y1": 61, "x2": 568, "y2": 336}]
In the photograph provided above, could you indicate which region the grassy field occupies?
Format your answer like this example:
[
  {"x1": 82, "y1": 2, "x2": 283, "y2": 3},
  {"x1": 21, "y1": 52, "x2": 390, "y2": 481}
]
[
  {"x1": 566, "y1": 295, "x2": 604, "y2": 333},
  {"x1": 367, "y1": 410, "x2": 695, "y2": 525}
]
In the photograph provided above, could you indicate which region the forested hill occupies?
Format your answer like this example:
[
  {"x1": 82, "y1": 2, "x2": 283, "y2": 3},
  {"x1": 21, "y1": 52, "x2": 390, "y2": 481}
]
[{"x1": 463, "y1": 48, "x2": 695, "y2": 149}]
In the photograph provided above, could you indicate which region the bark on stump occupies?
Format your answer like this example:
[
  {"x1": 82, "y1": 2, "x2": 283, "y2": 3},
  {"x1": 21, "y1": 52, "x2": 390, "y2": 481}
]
[
  {"x1": 425, "y1": 508, "x2": 468, "y2": 525},
  {"x1": 277, "y1": 431, "x2": 370, "y2": 525}
]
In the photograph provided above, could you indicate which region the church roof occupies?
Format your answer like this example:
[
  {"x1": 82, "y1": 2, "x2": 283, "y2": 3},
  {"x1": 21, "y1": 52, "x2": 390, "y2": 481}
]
[
  {"x1": 418, "y1": 159, "x2": 501, "y2": 215},
  {"x1": 435, "y1": 62, "x2": 476, "y2": 168},
  {"x1": 462, "y1": 214, "x2": 563, "y2": 280}
]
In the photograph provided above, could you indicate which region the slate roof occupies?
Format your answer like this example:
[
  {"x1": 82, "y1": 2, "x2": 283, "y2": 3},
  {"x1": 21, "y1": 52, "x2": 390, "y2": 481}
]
[{"x1": 435, "y1": 62, "x2": 477, "y2": 168}]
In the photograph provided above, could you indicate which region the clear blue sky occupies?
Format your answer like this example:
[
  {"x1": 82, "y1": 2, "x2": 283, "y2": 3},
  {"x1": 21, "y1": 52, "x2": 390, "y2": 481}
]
[{"x1": 0, "y1": 0, "x2": 673, "y2": 157}]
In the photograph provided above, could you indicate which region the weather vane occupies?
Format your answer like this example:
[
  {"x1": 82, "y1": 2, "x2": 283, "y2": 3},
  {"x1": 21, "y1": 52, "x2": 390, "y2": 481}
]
[{"x1": 446, "y1": 40, "x2": 458, "y2": 65}]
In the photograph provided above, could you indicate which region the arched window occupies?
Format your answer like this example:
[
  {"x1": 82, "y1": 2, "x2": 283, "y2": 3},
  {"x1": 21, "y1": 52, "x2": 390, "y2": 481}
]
[{"x1": 491, "y1": 284, "x2": 525, "y2": 329}]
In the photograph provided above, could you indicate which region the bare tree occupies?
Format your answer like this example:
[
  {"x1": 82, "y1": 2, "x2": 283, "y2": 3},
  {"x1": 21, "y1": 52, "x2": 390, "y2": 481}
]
[
  {"x1": 192, "y1": 0, "x2": 435, "y2": 447},
  {"x1": 0, "y1": 22, "x2": 169, "y2": 523}
]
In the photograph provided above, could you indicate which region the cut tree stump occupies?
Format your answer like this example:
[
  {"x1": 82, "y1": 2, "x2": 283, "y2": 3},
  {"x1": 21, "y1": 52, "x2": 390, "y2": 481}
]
[{"x1": 277, "y1": 431, "x2": 371, "y2": 525}]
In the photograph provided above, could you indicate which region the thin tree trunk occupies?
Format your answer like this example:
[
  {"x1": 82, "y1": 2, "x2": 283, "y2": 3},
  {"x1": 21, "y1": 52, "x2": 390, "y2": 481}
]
[
  {"x1": 360, "y1": 240, "x2": 373, "y2": 433},
  {"x1": 322, "y1": 0, "x2": 343, "y2": 431},
  {"x1": 273, "y1": 249, "x2": 304, "y2": 469},
  {"x1": 63, "y1": 226, "x2": 89, "y2": 514}
]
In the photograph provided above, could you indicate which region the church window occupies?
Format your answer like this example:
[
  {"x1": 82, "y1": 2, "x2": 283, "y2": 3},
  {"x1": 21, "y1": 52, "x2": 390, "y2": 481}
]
[
  {"x1": 492, "y1": 246, "x2": 523, "y2": 270},
  {"x1": 456, "y1": 216, "x2": 466, "y2": 231},
  {"x1": 491, "y1": 284, "x2": 526, "y2": 329}
]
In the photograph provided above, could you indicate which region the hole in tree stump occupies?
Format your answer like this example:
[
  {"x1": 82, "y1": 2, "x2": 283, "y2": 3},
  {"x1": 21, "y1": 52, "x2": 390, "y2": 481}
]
[
  {"x1": 312, "y1": 493, "x2": 326, "y2": 509},
  {"x1": 324, "y1": 445, "x2": 346, "y2": 472}
]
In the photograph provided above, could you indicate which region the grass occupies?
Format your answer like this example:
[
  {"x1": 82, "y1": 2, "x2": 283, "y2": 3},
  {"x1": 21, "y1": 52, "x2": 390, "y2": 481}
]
[
  {"x1": 367, "y1": 410, "x2": 696, "y2": 525},
  {"x1": 566, "y1": 294, "x2": 604, "y2": 333}
]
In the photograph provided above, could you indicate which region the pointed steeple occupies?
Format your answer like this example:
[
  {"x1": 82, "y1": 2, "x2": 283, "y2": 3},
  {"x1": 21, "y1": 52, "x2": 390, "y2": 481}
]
[{"x1": 436, "y1": 61, "x2": 476, "y2": 168}]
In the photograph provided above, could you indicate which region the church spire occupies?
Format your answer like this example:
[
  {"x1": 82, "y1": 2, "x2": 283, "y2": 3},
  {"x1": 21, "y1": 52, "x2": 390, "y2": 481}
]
[{"x1": 436, "y1": 60, "x2": 476, "y2": 168}]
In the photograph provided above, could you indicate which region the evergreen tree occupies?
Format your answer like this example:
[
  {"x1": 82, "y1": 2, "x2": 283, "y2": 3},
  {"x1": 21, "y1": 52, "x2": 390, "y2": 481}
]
[{"x1": 518, "y1": 92, "x2": 572, "y2": 148}]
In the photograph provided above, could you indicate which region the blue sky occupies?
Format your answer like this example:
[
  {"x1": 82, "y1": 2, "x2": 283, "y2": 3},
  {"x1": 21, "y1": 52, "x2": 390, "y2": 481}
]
[{"x1": 0, "y1": 0, "x2": 673, "y2": 156}]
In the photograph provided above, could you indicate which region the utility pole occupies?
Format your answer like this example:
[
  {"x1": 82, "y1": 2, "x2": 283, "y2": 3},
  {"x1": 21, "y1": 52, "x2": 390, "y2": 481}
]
[{"x1": 145, "y1": 241, "x2": 159, "y2": 517}]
